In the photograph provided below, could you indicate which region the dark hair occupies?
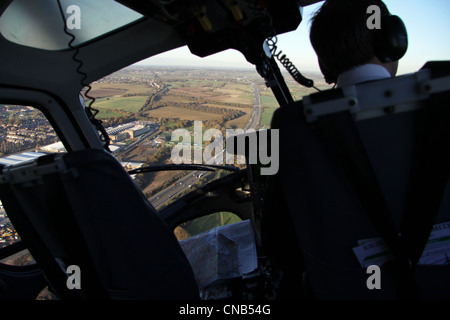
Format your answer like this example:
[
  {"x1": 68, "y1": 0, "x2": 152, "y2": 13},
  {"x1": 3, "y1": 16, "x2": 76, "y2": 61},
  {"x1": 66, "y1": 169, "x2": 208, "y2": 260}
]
[{"x1": 310, "y1": 0, "x2": 390, "y2": 84}]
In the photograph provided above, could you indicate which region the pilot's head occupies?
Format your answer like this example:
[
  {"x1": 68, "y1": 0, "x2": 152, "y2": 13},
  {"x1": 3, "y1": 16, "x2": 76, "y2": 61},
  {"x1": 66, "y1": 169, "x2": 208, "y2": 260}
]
[{"x1": 310, "y1": 0, "x2": 407, "y2": 84}]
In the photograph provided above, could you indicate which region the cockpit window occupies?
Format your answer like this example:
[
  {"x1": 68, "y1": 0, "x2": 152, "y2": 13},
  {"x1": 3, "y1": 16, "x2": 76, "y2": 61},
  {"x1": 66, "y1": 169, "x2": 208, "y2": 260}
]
[
  {"x1": 87, "y1": 64, "x2": 263, "y2": 210},
  {"x1": 0, "y1": 104, "x2": 66, "y2": 267},
  {"x1": 0, "y1": 0, "x2": 143, "y2": 51}
]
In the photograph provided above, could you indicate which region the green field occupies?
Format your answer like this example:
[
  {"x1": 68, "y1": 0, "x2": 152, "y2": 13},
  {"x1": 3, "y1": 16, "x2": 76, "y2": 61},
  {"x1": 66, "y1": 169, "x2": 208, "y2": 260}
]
[
  {"x1": 90, "y1": 82, "x2": 153, "y2": 97},
  {"x1": 259, "y1": 93, "x2": 279, "y2": 128},
  {"x1": 86, "y1": 67, "x2": 291, "y2": 129},
  {"x1": 93, "y1": 96, "x2": 149, "y2": 117},
  {"x1": 182, "y1": 212, "x2": 242, "y2": 237}
]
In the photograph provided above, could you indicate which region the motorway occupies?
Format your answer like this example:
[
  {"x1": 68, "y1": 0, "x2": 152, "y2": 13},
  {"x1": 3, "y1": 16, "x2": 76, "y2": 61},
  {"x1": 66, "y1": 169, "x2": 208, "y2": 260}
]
[
  {"x1": 246, "y1": 83, "x2": 262, "y2": 130},
  {"x1": 149, "y1": 170, "x2": 205, "y2": 208},
  {"x1": 148, "y1": 82, "x2": 262, "y2": 210}
]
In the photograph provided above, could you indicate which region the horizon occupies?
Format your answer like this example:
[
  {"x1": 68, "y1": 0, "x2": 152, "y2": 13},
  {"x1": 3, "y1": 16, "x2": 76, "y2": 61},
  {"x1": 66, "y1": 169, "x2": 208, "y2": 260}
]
[{"x1": 135, "y1": 0, "x2": 450, "y2": 77}]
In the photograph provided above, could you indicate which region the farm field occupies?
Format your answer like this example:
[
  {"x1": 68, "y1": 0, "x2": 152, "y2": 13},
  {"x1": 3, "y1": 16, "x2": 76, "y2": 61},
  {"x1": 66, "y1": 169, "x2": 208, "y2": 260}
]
[
  {"x1": 144, "y1": 106, "x2": 220, "y2": 121},
  {"x1": 90, "y1": 83, "x2": 152, "y2": 97},
  {"x1": 87, "y1": 66, "x2": 328, "y2": 130},
  {"x1": 94, "y1": 96, "x2": 149, "y2": 115},
  {"x1": 89, "y1": 66, "x2": 261, "y2": 130},
  {"x1": 85, "y1": 66, "x2": 327, "y2": 214}
]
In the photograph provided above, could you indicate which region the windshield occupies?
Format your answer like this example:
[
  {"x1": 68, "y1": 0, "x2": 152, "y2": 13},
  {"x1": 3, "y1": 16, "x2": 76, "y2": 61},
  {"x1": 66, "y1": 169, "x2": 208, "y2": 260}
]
[
  {"x1": 86, "y1": 64, "x2": 258, "y2": 210},
  {"x1": 0, "y1": 0, "x2": 143, "y2": 50}
]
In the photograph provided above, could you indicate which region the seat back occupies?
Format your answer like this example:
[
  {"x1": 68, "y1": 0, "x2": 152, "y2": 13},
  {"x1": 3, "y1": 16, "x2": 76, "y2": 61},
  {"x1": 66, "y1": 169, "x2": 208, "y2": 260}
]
[
  {"x1": 0, "y1": 149, "x2": 199, "y2": 299},
  {"x1": 270, "y1": 62, "x2": 450, "y2": 299}
]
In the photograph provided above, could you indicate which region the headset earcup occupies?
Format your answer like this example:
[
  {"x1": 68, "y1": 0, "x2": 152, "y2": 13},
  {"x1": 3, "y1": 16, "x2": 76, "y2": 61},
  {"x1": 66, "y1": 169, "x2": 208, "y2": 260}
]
[{"x1": 373, "y1": 15, "x2": 408, "y2": 63}]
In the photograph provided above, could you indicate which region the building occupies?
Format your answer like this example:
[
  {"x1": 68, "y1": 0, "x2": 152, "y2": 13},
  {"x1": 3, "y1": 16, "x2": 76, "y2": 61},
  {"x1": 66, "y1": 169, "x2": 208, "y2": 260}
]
[
  {"x1": 121, "y1": 161, "x2": 144, "y2": 170},
  {"x1": 125, "y1": 125, "x2": 150, "y2": 139},
  {"x1": 106, "y1": 121, "x2": 155, "y2": 141},
  {"x1": 106, "y1": 122, "x2": 135, "y2": 135},
  {"x1": 109, "y1": 131, "x2": 129, "y2": 142},
  {"x1": 153, "y1": 138, "x2": 165, "y2": 144},
  {"x1": 40, "y1": 141, "x2": 66, "y2": 153},
  {"x1": 0, "y1": 151, "x2": 46, "y2": 166}
]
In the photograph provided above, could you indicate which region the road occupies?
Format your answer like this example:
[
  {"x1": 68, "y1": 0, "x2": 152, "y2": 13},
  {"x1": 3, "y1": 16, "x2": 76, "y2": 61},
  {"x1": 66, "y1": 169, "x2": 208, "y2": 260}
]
[
  {"x1": 246, "y1": 83, "x2": 262, "y2": 130},
  {"x1": 148, "y1": 82, "x2": 261, "y2": 210},
  {"x1": 149, "y1": 171, "x2": 204, "y2": 208}
]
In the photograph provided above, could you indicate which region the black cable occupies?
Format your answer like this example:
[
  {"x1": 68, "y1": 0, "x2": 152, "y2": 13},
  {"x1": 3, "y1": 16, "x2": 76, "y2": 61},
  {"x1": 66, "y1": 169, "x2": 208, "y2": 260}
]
[
  {"x1": 56, "y1": 0, "x2": 111, "y2": 151},
  {"x1": 266, "y1": 36, "x2": 320, "y2": 91},
  {"x1": 246, "y1": 0, "x2": 320, "y2": 92},
  {"x1": 128, "y1": 164, "x2": 240, "y2": 175}
]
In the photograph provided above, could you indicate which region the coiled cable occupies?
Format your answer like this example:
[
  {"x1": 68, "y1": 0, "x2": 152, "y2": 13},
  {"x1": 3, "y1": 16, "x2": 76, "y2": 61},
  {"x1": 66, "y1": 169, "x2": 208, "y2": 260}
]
[
  {"x1": 246, "y1": 0, "x2": 320, "y2": 91},
  {"x1": 56, "y1": 0, "x2": 111, "y2": 151},
  {"x1": 266, "y1": 36, "x2": 320, "y2": 91}
]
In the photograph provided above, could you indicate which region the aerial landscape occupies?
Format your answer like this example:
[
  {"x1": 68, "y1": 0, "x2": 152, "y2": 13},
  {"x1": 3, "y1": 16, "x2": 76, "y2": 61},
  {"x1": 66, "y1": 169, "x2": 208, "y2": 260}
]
[
  {"x1": 88, "y1": 66, "x2": 328, "y2": 211},
  {"x1": 0, "y1": 65, "x2": 328, "y2": 254}
]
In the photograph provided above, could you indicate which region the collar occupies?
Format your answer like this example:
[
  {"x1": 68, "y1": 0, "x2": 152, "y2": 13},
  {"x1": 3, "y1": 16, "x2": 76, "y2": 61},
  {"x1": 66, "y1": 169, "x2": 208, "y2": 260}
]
[{"x1": 336, "y1": 64, "x2": 391, "y2": 88}]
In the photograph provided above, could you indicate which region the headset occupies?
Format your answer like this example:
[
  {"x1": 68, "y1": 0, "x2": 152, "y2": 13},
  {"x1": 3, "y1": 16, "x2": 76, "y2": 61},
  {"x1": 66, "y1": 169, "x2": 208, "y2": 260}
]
[
  {"x1": 321, "y1": 14, "x2": 408, "y2": 84},
  {"x1": 373, "y1": 15, "x2": 408, "y2": 63}
]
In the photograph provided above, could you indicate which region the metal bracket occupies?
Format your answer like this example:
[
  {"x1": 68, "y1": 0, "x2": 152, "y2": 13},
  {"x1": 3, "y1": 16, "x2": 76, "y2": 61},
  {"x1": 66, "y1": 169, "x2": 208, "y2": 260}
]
[
  {"x1": 302, "y1": 69, "x2": 450, "y2": 123},
  {"x1": 0, "y1": 154, "x2": 70, "y2": 186}
]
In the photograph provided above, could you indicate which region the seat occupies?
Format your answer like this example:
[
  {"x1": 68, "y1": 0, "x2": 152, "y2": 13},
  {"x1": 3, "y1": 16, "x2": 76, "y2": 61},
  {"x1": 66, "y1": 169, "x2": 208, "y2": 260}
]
[
  {"x1": 268, "y1": 61, "x2": 450, "y2": 299},
  {"x1": 0, "y1": 149, "x2": 199, "y2": 299}
]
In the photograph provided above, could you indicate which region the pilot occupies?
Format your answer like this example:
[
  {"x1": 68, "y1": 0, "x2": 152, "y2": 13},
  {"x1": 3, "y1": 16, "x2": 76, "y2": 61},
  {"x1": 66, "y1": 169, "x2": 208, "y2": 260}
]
[{"x1": 309, "y1": 0, "x2": 408, "y2": 88}]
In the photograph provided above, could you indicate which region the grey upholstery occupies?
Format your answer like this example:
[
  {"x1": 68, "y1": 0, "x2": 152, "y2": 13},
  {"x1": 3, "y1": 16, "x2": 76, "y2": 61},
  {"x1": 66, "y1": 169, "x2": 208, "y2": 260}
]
[
  {"x1": 269, "y1": 63, "x2": 450, "y2": 299},
  {"x1": 0, "y1": 149, "x2": 199, "y2": 299}
]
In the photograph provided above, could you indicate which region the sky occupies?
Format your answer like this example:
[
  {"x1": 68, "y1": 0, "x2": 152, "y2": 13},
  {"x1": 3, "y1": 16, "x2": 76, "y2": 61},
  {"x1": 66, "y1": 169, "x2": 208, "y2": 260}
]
[{"x1": 135, "y1": 0, "x2": 450, "y2": 76}]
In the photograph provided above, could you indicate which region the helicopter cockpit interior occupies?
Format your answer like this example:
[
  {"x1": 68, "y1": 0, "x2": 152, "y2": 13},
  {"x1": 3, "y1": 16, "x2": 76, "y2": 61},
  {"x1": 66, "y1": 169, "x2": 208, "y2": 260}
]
[{"x1": 0, "y1": 0, "x2": 449, "y2": 301}]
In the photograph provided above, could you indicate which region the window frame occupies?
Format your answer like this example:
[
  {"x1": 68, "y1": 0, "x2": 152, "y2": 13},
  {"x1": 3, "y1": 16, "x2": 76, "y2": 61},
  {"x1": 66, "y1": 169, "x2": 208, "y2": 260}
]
[{"x1": 0, "y1": 87, "x2": 90, "y2": 265}]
